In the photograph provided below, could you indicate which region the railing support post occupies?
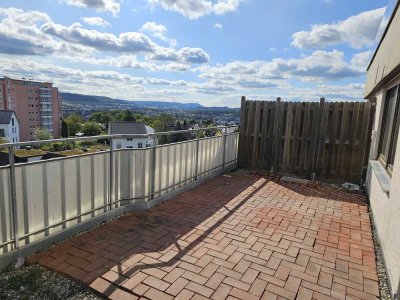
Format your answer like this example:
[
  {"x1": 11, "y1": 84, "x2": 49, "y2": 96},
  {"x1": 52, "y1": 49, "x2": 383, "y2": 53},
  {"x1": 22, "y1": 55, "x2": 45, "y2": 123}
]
[
  {"x1": 194, "y1": 137, "x2": 200, "y2": 180},
  {"x1": 222, "y1": 129, "x2": 227, "y2": 169},
  {"x1": 150, "y1": 144, "x2": 157, "y2": 200},
  {"x1": 109, "y1": 138, "x2": 114, "y2": 210},
  {"x1": 8, "y1": 146, "x2": 19, "y2": 249}
]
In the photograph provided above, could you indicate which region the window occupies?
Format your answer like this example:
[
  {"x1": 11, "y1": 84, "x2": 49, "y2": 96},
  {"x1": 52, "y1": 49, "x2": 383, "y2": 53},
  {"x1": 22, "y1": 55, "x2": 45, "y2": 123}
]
[
  {"x1": 0, "y1": 129, "x2": 4, "y2": 137},
  {"x1": 126, "y1": 138, "x2": 133, "y2": 141},
  {"x1": 11, "y1": 118, "x2": 14, "y2": 126},
  {"x1": 138, "y1": 142, "x2": 143, "y2": 148},
  {"x1": 378, "y1": 84, "x2": 400, "y2": 174}
]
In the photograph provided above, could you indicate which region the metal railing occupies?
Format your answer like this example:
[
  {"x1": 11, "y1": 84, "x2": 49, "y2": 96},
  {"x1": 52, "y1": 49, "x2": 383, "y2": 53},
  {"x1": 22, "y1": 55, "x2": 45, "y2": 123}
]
[{"x1": 0, "y1": 127, "x2": 239, "y2": 255}]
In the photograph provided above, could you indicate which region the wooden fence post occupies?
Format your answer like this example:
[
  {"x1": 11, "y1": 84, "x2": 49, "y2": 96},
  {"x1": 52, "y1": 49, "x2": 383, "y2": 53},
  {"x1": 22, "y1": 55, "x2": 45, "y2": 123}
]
[
  {"x1": 238, "y1": 96, "x2": 247, "y2": 166},
  {"x1": 272, "y1": 97, "x2": 282, "y2": 173},
  {"x1": 251, "y1": 101, "x2": 261, "y2": 169},
  {"x1": 312, "y1": 97, "x2": 325, "y2": 179}
]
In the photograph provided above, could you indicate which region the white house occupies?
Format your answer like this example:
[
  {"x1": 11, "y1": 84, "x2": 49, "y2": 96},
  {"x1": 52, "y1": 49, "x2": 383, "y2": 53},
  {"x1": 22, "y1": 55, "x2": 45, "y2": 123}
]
[
  {"x1": 0, "y1": 110, "x2": 20, "y2": 143},
  {"x1": 364, "y1": 1, "x2": 400, "y2": 298},
  {"x1": 108, "y1": 122, "x2": 156, "y2": 150}
]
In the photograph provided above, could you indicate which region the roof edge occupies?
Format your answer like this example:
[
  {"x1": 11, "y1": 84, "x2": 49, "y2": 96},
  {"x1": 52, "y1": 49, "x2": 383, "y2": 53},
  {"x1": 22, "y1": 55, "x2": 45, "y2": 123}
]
[{"x1": 367, "y1": 0, "x2": 400, "y2": 71}]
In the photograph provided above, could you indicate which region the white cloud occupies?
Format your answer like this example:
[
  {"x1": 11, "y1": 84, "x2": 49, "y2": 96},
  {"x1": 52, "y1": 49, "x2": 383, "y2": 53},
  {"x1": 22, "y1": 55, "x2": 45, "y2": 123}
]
[
  {"x1": 140, "y1": 22, "x2": 177, "y2": 47},
  {"x1": 213, "y1": 23, "x2": 223, "y2": 29},
  {"x1": 148, "y1": 46, "x2": 210, "y2": 64},
  {"x1": 0, "y1": 6, "x2": 210, "y2": 72},
  {"x1": 0, "y1": 7, "x2": 92, "y2": 56},
  {"x1": 81, "y1": 16, "x2": 110, "y2": 27},
  {"x1": 292, "y1": 7, "x2": 385, "y2": 49},
  {"x1": 61, "y1": 0, "x2": 120, "y2": 16},
  {"x1": 199, "y1": 50, "x2": 366, "y2": 87},
  {"x1": 42, "y1": 22, "x2": 156, "y2": 53},
  {"x1": 40, "y1": 20, "x2": 209, "y2": 64},
  {"x1": 147, "y1": 0, "x2": 246, "y2": 19}
]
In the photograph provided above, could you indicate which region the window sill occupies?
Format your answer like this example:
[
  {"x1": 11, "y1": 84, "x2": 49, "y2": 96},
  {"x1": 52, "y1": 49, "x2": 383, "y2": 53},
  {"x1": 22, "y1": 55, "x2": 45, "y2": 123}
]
[{"x1": 370, "y1": 160, "x2": 391, "y2": 193}]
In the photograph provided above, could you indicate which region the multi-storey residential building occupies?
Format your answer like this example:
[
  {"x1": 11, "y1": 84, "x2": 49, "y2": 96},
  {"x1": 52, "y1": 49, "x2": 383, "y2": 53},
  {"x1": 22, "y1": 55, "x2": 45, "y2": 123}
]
[{"x1": 0, "y1": 77, "x2": 61, "y2": 141}]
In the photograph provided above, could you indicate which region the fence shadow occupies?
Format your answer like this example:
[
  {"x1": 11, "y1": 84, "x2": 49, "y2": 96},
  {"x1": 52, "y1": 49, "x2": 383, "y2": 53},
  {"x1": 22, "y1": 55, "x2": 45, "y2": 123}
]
[{"x1": 31, "y1": 172, "x2": 266, "y2": 296}]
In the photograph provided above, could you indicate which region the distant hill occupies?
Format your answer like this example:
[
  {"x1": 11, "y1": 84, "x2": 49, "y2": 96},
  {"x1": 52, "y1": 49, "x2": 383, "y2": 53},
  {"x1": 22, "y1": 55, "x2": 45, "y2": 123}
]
[{"x1": 60, "y1": 92, "x2": 207, "y2": 110}]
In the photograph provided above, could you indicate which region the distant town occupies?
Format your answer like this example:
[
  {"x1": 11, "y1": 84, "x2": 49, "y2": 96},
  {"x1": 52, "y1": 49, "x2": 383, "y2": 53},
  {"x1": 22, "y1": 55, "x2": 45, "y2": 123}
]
[{"x1": 0, "y1": 76, "x2": 239, "y2": 164}]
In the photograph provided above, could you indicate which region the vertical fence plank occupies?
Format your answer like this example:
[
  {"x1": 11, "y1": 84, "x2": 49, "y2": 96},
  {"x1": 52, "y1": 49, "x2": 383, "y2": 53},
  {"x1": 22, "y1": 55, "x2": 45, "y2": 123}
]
[
  {"x1": 291, "y1": 102, "x2": 302, "y2": 173},
  {"x1": 319, "y1": 101, "x2": 330, "y2": 178},
  {"x1": 359, "y1": 102, "x2": 373, "y2": 181},
  {"x1": 274, "y1": 98, "x2": 284, "y2": 172},
  {"x1": 238, "y1": 96, "x2": 247, "y2": 166},
  {"x1": 282, "y1": 102, "x2": 293, "y2": 173},
  {"x1": 259, "y1": 101, "x2": 269, "y2": 169},
  {"x1": 252, "y1": 101, "x2": 261, "y2": 169},
  {"x1": 299, "y1": 102, "x2": 310, "y2": 175}
]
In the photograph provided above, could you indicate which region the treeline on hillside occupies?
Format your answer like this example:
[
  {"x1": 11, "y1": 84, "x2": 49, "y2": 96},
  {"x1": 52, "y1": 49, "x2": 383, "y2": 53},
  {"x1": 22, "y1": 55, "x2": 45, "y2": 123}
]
[{"x1": 60, "y1": 110, "x2": 220, "y2": 144}]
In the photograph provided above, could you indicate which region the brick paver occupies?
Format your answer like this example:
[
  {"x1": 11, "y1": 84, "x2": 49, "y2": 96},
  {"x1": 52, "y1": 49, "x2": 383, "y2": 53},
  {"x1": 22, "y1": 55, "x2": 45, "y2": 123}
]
[{"x1": 29, "y1": 172, "x2": 379, "y2": 299}]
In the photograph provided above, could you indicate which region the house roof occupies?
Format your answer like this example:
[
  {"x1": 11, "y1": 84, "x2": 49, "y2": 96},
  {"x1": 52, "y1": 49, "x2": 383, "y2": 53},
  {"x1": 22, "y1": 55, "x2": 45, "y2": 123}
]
[
  {"x1": 0, "y1": 110, "x2": 16, "y2": 125},
  {"x1": 108, "y1": 122, "x2": 149, "y2": 135}
]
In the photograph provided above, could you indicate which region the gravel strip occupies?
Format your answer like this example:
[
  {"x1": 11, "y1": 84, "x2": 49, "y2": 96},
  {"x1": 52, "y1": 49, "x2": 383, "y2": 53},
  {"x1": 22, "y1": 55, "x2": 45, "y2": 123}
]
[
  {"x1": 370, "y1": 211, "x2": 392, "y2": 300},
  {"x1": 0, "y1": 264, "x2": 104, "y2": 300}
]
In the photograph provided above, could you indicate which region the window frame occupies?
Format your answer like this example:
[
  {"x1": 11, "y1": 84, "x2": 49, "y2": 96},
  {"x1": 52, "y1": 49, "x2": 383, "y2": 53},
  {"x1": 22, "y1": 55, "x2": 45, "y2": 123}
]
[{"x1": 378, "y1": 79, "x2": 400, "y2": 175}]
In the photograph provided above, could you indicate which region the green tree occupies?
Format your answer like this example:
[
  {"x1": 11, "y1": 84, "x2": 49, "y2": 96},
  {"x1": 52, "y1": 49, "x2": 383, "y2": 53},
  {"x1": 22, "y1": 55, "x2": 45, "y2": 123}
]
[
  {"x1": 116, "y1": 110, "x2": 136, "y2": 122},
  {"x1": 34, "y1": 128, "x2": 53, "y2": 141},
  {"x1": 89, "y1": 112, "x2": 113, "y2": 129},
  {"x1": 65, "y1": 114, "x2": 83, "y2": 136},
  {"x1": 152, "y1": 113, "x2": 175, "y2": 144},
  {"x1": 82, "y1": 122, "x2": 102, "y2": 136},
  {"x1": 61, "y1": 119, "x2": 69, "y2": 138}
]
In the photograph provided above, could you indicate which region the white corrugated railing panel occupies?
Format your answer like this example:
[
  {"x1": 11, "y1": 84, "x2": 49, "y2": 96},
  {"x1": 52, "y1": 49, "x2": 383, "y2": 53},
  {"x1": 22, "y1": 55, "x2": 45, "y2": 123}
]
[
  {"x1": 0, "y1": 132, "x2": 239, "y2": 254},
  {"x1": 12, "y1": 152, "x2": 110, "y2": 248},
  {"x1": 0, "y1": 168, "x2": 12, "y2": 254}
]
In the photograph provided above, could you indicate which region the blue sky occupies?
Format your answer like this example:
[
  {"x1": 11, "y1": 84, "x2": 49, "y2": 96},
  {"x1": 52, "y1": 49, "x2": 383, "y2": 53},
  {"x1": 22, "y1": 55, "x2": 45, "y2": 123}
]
[{"x1": 0, "y1": 0, "x2": 389, "y2": 107}]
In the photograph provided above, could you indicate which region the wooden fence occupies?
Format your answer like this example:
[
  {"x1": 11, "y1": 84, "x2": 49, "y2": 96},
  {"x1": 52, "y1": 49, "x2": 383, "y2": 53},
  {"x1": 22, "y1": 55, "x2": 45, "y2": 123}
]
[{"x1": 238, "y1": 97, "x2": 375, "y2": 183}]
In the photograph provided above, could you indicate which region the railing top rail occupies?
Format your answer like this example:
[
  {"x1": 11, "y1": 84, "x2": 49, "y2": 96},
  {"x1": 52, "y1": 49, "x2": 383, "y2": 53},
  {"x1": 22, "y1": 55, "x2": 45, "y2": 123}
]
[{"x1": 0, "y1": 126, "x2": 237, "y2": 148}]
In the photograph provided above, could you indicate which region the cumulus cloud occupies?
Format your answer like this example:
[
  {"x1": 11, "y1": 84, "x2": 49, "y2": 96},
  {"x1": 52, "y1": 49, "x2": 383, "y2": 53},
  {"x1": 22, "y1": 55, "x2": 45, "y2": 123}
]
[
  {"x1": 147, "y1": 0, "x2": 246, "y2": 19},
  {"x1": 42, "y1": 22, "x2": 156, "y2": 53},
  {"x1": 140, "y1": 21, "x2": 177, "y2": 47},
  {"x1": 292, "y1": 7, "x2": 385, "y2": 49},
  {"x1": 199, "y1": 50, "x2": 366, "y2": 87},
  {"x1": 82, "y1": 16, "x2": 110, "y2": 27},
  {"x1": 61, "y1": 0, "x2": 120, "y2": 16},
  {"x1": 213, "y1": 23, "x2": 223, "y2": 29},
  {"x1": 40, "y1": 20, "x2": 209, "y2": 63},
  {"x1": 148, "y1": 46, "x2": 210, "y2": 64},
  {"x1": 0, "y1": 7, "x2": 91, "y2": 56},
  {"x1": 0, "y1": 6, "x2": 211, "y2": 71}
]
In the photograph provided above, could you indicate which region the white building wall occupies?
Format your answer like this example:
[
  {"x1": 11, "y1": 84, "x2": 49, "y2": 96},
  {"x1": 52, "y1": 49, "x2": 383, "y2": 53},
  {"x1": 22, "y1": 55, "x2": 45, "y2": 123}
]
[
  {"x1": 0, "y1": 114, "x2": 20, "y2": 143},
  {"x1": 366, "y1": 83, "x2": 400, "y2": 296},
  {"x1": 113, "y1": 137, "x2": 154, "y2": 150}
]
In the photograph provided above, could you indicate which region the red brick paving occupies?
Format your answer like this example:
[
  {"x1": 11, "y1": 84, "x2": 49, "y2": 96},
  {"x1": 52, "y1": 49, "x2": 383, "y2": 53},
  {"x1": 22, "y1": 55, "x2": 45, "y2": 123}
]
[{"x1": 29, "y1": 172, "x2": 379, "y2": 299}]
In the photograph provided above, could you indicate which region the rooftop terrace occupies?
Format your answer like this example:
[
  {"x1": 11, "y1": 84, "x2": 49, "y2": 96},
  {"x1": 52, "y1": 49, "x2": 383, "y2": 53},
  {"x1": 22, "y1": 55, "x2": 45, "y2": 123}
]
[{"x1": 29, "y1": 171, "x2": 379, "y2": 300}]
